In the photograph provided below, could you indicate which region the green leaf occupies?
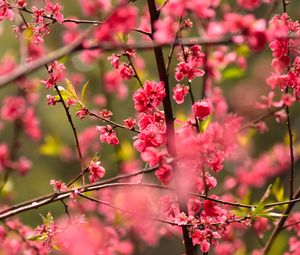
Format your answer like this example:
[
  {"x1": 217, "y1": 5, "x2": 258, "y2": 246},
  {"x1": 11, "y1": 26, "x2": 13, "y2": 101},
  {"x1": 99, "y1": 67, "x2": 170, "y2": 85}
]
[
  {"x1": 252, "y1": 203, "x2": 265, "y2": 216},
  {"x1": 57, "y1": 86, "x2": 73, "y2": 102},
  {"x1": 272, "y1": 178, "x2": 285, "y2": 202},
  {"x1": 39, "y1": 135, "x2": 61, "y2": 157},
  {"x1": 81, "y1": 81, "x2": 89, "y2": 105},
  {"x1": 260, "y1": 184, "x2": 272, "y2": 204},
  {"x1": 200, "y1": 115, "x2": 212, "y2": 132},
  {"x1": 236, "y1": 44, "x2": 250, "y2": 57},
  {"x1": 156, "y1": 0, "x2": 165, "y2": 4},
  {"x1": 40, "y1": 212, "x2": 54, "y2": 227},
  {"x1": 65, "y1": 79, "x2": 77, "y2": 99},
  {"x1": 222, "y1": 66, "x2": 245, "y2": 81},
  {"x1": 27, "y1": 234, "x2": 47, "y2": 241}
]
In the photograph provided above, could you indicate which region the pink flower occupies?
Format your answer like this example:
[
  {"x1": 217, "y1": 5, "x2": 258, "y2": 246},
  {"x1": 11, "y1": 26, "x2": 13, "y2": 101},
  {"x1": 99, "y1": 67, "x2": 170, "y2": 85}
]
[
  {"x1": 172, "y1": 84, "x2": 189, "y2": 104},
  {"x1": 269, "y1": 39, "x2": 289, "y2": 58},
  {"x1": 133, "y1": 81, "x2": 166, "y2": 113},
  {"x1": 22, "y1": 108, "x2": 42, "y2": 141},
  {"x1": 123, "y1": 117, "x2": 137, "y2": 130},
  {"x1": 0, "y1": 143, "x2": 10, "y2": 172},
  {"x1": 99, "y1": 109, "x2": 113, "y2": 120},
  {"x1": 1, "y1": 96, "x2": 26, "y2": 121},
  {"x1": 17, "y1": 0, "x2": 27, "y2": 8},
  {"x1": 76, "y1": 107, "x2": 88, "y2": 119},
  {"x1": 141, "y1": 147, "x2": 167, "y2": 167},
  {"x1": 79, "y1": 0, "x2": 111, "y2": 17},
  {"x1": 89, "y1": 160, "x2": 105, "y2": 183},
  {"x1": 188, "y1": 198, "x2": 201, "y2": 215},
  {"x1": 16, "y1": 157, "x2": 32, "y2": 175},
  {"x1": 134, "y1": 123, "x2": 166, "y2": 152},
  {"x1": 108, "y1": 54, "x2": 120, "y2": 69},
  {"x1": 253, "y1": 218, "x2": 270, "y2": 238},
  {"x1": 45, "y1": 0, "x2": 64, "y2": 23},
  {"x1": 153, "y1": 17, "x2": 176, "y2": 43},
  {"x1": 0, "y1": 1, "x2": 14, "y2": 21},
  {"x1": 119, "y1": 65, "x2": 134, "y2": 80},
  {"x1": 238, "y1": 0, "x2": 261, "y2": 10},
  {"x1": 96, "y1": 125, "x2": 119, "y2": 145},
  {"x1": 272, "y1": 55, "x2": 290, "y2": 72},
  {"x1": 175, "y1": 212, "x2": 188, "y2": 225},
  {"x1": 94, "y1": 5, "x2": 137, "y2": 42},
  {"x1": 50, "y1": 179, "x2": 68, "y2": 192},
  {"x1": 104, "y1": 69, "x2": 128, "y2": 100},
  {"x1": 155, "y1": 164, "x2": 173, "y2": 185},
  {"x1": 46, "y1": 95, "x2": 58, "y2": 106},
  {"x1": 192, "y1": 99, "x2": 213, "y2": 120},
  {"x1": 175, "y1": 62, "x2": 205, "y2": 82},
  {"x1": 42, "y1": 62, "x2": 66, "y2": 89}
]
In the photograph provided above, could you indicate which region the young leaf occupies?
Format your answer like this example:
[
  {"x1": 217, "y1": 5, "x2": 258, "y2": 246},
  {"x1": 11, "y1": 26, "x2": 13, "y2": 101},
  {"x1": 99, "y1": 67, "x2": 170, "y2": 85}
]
[
  {"x1": 200, "y1": 115, "x2": 212, "y2": 132},
  {"x1": 222, "y1": 66, "x2": 245, "y2": 80},
  {"x1": 27, "y1": 234, "x2": 47, "y2": 241},
  {"x1": 81, "y1": 81, "x2": 89, "y2": 105},
  {"x1": 272, "y1": 178, "x2": 285, "y2": 202},
  {"x1": 65, "y1": 79, "x2": 77, "y2": 99},
  {"x1": 57, "y1": 86, "x2": 73, "y2": 102},
  {"x1": 260, "y1": 184, "x2": 272, "y2": 204},
  {"x1": 40, "y1": 212, "x2": 54, "y2": 227}
]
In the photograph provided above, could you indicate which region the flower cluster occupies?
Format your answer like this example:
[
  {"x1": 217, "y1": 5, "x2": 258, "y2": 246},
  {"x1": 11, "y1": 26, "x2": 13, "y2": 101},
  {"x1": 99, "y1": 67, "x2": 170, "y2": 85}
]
[
  {"x1": 133, "y1": 80, "x2": 166, "y2": 113},
  {"x1": 267, "y1": 14, "x2": 300, "y2": 98}
]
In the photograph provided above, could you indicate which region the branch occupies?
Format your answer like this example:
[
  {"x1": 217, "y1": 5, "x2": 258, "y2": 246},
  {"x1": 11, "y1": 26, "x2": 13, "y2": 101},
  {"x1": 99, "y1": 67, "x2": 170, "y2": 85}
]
[
  {"x1": 87, "y1": 110, "x2": 140, "y2": 133},
  {"x1": 0, "y1": 36, "x2": 233, "y2": 89},
  {"x1": 0, "y1": 29, "x2": 90, "y2": 89},
  {"x1": 0, "y1": 166, "x2": 158, "y2": 220},
  {"x1": 80, "y1": 193, "x2": 251, "y2": 227},
  {"x1": 53, "y1": 84, "x2": 83, "y2": 164},
  {"x1": 286, "y1": 105, "x2": 295, "y2": 200},
  {"x1": 239, "y1": 106, "x2": 285, "y2": 131},
  {"x1": 8, "y1": 3, "x2": 151, "y2": 36},
  {"x1": 282, "y1": 220, "x2": 300, "y2": 230},
  {"x1": 262, "y1": 187, "x2": 300, "y2": 255},
  {"x1": 146, "y1": 1, "x2": 194, "y2": 254},
  {"x1": 2, "y1": 173, "x2": 300, "y2": 221}
]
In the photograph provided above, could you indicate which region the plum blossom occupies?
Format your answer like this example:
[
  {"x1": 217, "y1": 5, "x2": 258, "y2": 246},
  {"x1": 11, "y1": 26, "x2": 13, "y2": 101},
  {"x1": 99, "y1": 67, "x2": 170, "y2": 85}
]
[
  {"x1": 192, "y1": 99, "x2": 213, "y2": 120},
  {"x1": 96, "y1": 125, "x2": 119, "y2": 145},
  {"x1": 89, "y1": 160, "x2": 105, "y2": 183},
  {"x1": 133, "y1": 80, "x2": 166, "y2": 113},
  {"x1": 0, "y1": 96, "x2": 26, "y2": 121},
  {"x1": 172, "y1": 84, "x2": 189, "y2": 104}
]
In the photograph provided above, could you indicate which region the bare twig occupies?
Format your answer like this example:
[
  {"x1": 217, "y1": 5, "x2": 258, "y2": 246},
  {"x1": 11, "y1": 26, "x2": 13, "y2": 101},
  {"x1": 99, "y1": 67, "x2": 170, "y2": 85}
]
[
  {"x1": 87, "y1": 110, "x2": 140, "y2": 133},
  {"x1": 8, "y1": 3, "x2": 151, "y2": 36},
  {"x1": 262, "y1": 188, "x2": 300, "y2": 255},
  {"x1": 239, "y1": 107, "x2": 285, "y2": 131},
  {"x1": 2, "y1": 173, "x2": 300, "y2": 221},
  {"x1": 53, "y1": 82, "x2": 85, "y2": 184}
]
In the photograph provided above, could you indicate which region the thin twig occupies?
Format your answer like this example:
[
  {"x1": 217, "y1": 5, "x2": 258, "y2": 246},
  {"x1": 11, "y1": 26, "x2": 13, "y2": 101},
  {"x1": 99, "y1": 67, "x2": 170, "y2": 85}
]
[
  {"x1": 87, "y1": 110, "x2": 140, "y2": 133},
  {"x1": 124, "y1": 51, "x2": 144, "y2": 88},
  {"x1": 53, "y1": 83, "x2": 85, "y2": 184},
  {"x1": 286, "y1": 105, "x2": 295, "y2": 200},
  {"x1": 262, "y1": 188, "x2": 300, "y2": 255},
  {"x1": 0, "y1": 28, "x2": 91, "y2": 88},
  {"x1": 2, "y1": 176, "x2": 300, "y2": 221},
  {"x1": 8, "y1": 3, "x2": 151, "y2": 36},
  {"x1": 282, "y1": 220, "x2": 300, "y2": 230},
  {"x1": 0, "y1": 165, "x2": 158, "y2": 217},
  {"x1": 239, "y1": 107, "x2": 284, "y2": 131}
]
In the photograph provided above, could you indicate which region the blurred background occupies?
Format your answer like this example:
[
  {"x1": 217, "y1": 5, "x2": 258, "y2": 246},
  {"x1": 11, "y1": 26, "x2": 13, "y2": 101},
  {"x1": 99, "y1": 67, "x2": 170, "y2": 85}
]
[{"x1": 0, "y1": 0, "x2": 300, "y2": 254}]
